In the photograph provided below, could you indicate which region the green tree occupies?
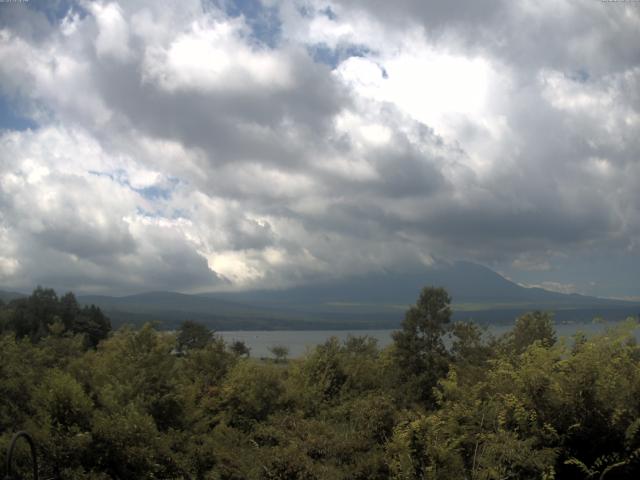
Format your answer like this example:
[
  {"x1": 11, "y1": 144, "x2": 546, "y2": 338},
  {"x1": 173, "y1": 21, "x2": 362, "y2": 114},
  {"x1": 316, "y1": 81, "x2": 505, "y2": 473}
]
[
  {"x1": 392, "y1": 286, "x2": 452, "y2": 406},
  {"x1": 449, "y1": 321, "x2": 495, "y2": 387},
  {"x1": 59, "y1": 292, "x2": 80, "y2": 331},
  {"x1": 176, "y1": 320, "x2": 213, "y2": 353},
  {"x1": 8, "y1": 287, "x2": 59, "y2": 341},
  {"x1": 31, "y1": 370, "x2": 94, "y2": 478},
  {"x1": 230, "y1": 340, "x2": 251, "y2": 357},
  {"x1": 297, "y1": 337, "x2": 347, "y2": 405},
  {"x1": 508, "y1": 311, "x2": 556, "y2": 354},
  {"x1": 219, "y1": 361, "x2": 286, "y2": 429},
  {"x1": 0, "y1": 301, "x2": 10, "y2": 334},
  {"x1": 73, "y1": 305, "x2": 111, "y2": 348},
  {"x1": 4, "y1": 288, "x2": 110, "y2": 348},
  {"x1": 270, "y1": 345, "x2": 290, "y2": 363}
]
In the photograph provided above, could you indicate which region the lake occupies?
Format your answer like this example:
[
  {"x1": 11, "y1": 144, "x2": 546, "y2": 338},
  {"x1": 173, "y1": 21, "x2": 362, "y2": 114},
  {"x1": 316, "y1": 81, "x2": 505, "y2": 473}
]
[{"x1": 218, "y1": 321, "x2": 633, "y2": 358}]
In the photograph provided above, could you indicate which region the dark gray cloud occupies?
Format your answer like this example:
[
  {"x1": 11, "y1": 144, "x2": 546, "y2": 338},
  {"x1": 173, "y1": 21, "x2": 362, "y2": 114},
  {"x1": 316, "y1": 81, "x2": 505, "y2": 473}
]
[
  {"x1": 91, "y1": 50, "x2": 347, "y2": 172},
  {"x1": 331, "y1": 0, "x2": 640, "y2": 74},
  {"x1": 331, "y1": 0, "x2": 506, "y2": 32}
]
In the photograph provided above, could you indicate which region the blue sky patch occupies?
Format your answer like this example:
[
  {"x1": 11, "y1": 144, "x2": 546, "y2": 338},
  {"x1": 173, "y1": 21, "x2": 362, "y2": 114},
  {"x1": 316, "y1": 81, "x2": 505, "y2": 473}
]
[
  {"x1": 0, "y1": 95, "x2": 38, "y2": 131},
  {"x1": 211, "y1": 0, "x2": 282, "y2": 48},
  {"x1": 308, "y1": 43, "x2": 373, "y2": 69},
  {"x1": 26, "y1": 0, "x2": 87, "y2": 24},
  {"x1": 89, "y1": 170, "x2": 179, "y2": 201},
  {"x1": 133, "y1": 182, "x2": 178, "y2": 201}
]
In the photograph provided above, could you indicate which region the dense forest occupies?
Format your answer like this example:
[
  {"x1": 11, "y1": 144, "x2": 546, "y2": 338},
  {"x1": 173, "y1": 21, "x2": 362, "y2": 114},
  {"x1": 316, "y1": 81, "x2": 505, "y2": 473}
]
[{"x1": 1, "y1": 287, "x2": 640, "y2": 479}]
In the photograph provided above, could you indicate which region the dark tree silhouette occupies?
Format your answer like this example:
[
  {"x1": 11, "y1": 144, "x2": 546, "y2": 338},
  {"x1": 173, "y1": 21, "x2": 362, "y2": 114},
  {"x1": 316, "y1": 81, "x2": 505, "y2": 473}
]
[{"x1": 392, "y1": 286, "x2": 452, "y2": 406}]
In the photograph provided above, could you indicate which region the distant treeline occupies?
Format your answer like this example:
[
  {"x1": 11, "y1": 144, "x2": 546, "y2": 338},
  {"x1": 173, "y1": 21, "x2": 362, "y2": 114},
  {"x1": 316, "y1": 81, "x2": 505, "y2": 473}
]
[
  {"x1": 0, "y1": 287, "x2": 111, "y2": 347},
  {"x1": 1, "y1": 287, "x2": 639, "y2": 479}
]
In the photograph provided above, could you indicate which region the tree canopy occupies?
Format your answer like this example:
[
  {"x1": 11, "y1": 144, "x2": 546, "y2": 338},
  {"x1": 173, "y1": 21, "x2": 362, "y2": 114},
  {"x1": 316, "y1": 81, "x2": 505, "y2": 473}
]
[
  {"x1": 1, "y1": 286, "x2": 639, "y2": 479},
  {"x1": 2, "y1": 288, "x2": 110, "y2": 347},
  {"x1": 392, "y1": 286, "x2": 452, "y2": 405}
]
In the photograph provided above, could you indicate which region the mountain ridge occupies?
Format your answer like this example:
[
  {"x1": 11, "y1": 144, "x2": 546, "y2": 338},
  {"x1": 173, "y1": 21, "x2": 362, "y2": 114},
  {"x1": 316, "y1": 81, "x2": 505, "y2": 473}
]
[
  {"x1": 203, "y1": 261, "x2": 632, "y2": 307},
  {"x1": 3, "y1": 262, "x2": 638, "y2": 330}
]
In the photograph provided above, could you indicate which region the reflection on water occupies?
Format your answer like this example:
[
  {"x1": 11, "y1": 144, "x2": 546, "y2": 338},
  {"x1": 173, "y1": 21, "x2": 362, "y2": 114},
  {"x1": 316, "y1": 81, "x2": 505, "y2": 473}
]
[{"x1": 218, "y1": 322, "x2": 631, "y2": 359}]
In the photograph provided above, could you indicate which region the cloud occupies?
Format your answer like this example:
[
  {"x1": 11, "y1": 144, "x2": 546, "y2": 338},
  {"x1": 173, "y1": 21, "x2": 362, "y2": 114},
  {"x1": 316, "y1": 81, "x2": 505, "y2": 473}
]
[
  {"x1": 522, "y1": 281, "x2": 579, "y2": 296},
  {"x1": 0, "y1": 0, "x2": 638, "y2": 295},
  {"x1": 91, "y1": 2, "x2": 131, "y2": 60},
  {"x1": 0, "y1": 126, "x2": 225, "y2": 293},
  {"x1": 141, "y1": 17, "x2": 292, "y2": 92}
]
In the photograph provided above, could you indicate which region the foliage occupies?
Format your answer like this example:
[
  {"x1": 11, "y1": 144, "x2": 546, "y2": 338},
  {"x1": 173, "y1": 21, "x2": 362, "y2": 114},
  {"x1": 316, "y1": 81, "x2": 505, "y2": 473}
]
[
  {"x1": 506, "y1": 310, "x2": 557, "y2": 354},
  {"x1": 269, "y1": 345, "x2": 290, "y2": 363},
  {"x1": 176, "y1": 319, "x2": 213, "y2": 353},
  {"x1": 1, "y1": 287, "x2": 640, "y2": 479},
  {"x1": 392, "y1": 286, "x2": 452, "y2": 406},
  {"x1": 230, "y1": 340, "x2": 251, "y2": 357},
  {"x1": 3, "y1": 288, "x2": 111, "y2": 347}
]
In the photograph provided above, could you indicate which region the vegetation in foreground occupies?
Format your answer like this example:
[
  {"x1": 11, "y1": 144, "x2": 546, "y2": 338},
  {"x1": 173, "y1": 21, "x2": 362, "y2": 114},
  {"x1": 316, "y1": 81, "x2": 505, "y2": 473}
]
[{"x1": 1, "y1": 287, "x2": 640, "y2": 479}]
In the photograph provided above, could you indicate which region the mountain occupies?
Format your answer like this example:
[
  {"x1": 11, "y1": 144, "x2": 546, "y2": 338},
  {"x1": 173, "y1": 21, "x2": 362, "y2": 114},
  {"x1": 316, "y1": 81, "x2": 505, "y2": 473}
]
[
  {"x1": 77, "y1": 291, "x2": 314, "y2": 330},
  {"x1": 73, "y1": 262, "x2": 639, "y2": 330},
  {"x1": 208, "y1": 261, "x2": 617, "y2": 307},
  {"x1": 0, "y1": 290, "x2": 26, "y2": 303}
]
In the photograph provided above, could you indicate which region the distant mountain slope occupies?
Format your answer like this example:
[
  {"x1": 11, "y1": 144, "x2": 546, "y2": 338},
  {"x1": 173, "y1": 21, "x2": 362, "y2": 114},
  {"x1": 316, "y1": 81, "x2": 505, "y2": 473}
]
[
  {"x1": 72, "y1": 262, "x2": 639, "y2": 330},
  {"x1": 78, "y1": 291, "x2": 312, "y2": 330},
  {"x1": 210, "y1": 261, "x2": 630, "y2": 309},
  {"x1": 0, "y1": 290, "x2": 26, "y2": 303}
]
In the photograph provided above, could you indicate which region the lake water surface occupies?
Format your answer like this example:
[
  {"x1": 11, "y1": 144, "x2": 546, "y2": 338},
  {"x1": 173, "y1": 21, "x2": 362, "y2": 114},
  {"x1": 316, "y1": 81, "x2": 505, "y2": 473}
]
[{"x1": 218, "y1": 322, "x2": 632, "y2": 358}]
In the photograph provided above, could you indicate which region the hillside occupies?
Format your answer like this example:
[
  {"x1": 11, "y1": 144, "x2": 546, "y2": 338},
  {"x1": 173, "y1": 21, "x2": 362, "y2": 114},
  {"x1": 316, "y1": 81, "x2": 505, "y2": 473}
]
[
  {"x1": 0, "y1": 290, "x2": 26, "y2": 303},
  {"x1": 211, "y1": 261, "x2": 624, "y2": 308},
  {"x1": 69, "y1": 262, "x2": 639, "y2": 330}
]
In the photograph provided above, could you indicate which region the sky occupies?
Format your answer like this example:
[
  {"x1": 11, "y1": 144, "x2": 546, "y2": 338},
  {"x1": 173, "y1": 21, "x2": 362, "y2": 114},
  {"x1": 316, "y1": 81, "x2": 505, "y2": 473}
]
[{"x1": 0, "y1": 0, "x2": 639, "y2": 298}]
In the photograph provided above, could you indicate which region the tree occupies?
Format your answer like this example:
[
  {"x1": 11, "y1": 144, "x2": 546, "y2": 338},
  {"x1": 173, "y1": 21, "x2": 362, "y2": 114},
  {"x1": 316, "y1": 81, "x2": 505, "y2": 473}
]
[
  {"x1": 449, "y1": 321, "x2": 494, "y2": 386},
  {"x1": 219, "y1": 361, "x2": 286, "y2": 428},
  {"x1": 59, "y1": 292, "x2": 80, "y2": 331},
  {"x1": 298, "y1": 337, "x2": 346, "y2": 403},
  {"x1": 3, "y1": 288, "x2": 110, "y2": 347},
  {"x1": 176, "y1": 320, "x2": 212, "y2": 353},
  {"x1": 270, "y1": 345, "x2": 289, "y2": 363},
  {"x1": 8, "y1": 287, "x2": 59, "y2": 341},
  {"x1": 509, "y1": 311, "x2": 556, "y2": 354},
  {"x1": 230, "y1": 340, "x2": 251, "y2": 357},
  {"x1": 0, "y1": 302, "x2": 9, "y2": 334},
  {"x1": 73, "y1": 305, "x2": 111, "y2": 348},
  {"x1": 392, "y1": 286, "x2": 452, "y2": 406}
]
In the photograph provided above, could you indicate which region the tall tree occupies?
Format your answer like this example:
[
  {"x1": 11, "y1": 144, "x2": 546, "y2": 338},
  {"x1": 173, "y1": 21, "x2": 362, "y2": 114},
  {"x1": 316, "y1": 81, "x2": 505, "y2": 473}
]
[
  {"x1": 8, "y1": 287, "x2": 59, "y2": 341},
  {"x1": 74, "y1": 305, "x2": 112, "y2": 348},
  {"x1": 4, "y1": 288, "x2": 110, "y2": 347},
  {"x1": 509, "y1": 311, "x2": 556, "y2": 354},
  {"x1": 392, "y1": 286, "x2": 452, "y2": 406},
  {"x1": 59, "y1": 292, "x2": 80, "y2": 331},
  {"x1": 176, "y1": 320, "x2": 213, "y2": 353}
]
